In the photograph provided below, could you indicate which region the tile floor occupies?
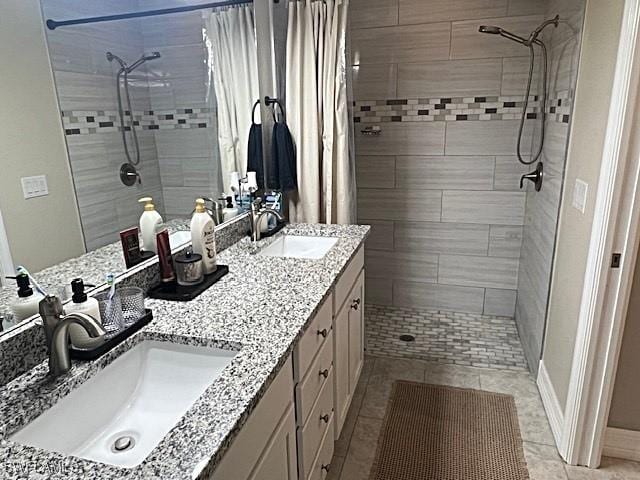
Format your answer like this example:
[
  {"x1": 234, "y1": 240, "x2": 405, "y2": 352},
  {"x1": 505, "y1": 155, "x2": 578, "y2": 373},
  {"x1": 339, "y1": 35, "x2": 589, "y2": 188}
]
[
  {"x1": 366, "y1": 304, "x2": 529, "y2": 371},
  {"x1": 328, "y1": 355, "x2": 640, "y2": 480}
]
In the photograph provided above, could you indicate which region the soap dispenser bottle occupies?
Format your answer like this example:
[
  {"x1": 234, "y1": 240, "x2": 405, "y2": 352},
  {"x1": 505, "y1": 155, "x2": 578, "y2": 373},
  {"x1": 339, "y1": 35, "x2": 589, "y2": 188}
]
[
  {"x1": 10, "y1": 273, "x2": 44, "y2": 322},
  {"x1": 190, "y1": 198, "x2": 217, "y2": 274},
  {"x1": 65, "y1": 278, "x2": 103, "y2": 348},
  {"x1": 139, "y1": 197, "x2": 163, "y2": 254}
]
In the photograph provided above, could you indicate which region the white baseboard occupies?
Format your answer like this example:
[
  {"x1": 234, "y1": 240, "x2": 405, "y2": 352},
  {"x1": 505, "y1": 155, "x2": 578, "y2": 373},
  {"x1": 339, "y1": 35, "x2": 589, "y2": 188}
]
[
  {"x1": 537, "y1": 360, "x2": 564, "y2": 448},
  {"x1": 603, "y1": 427, "x2": 640, "y2": 461}
]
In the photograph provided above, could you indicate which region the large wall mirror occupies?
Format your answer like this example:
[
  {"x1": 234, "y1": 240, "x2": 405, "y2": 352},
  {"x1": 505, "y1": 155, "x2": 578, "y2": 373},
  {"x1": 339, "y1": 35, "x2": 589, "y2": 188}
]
[{"x1": 0, "y1": 0, "x2": 277, "y2": 335}]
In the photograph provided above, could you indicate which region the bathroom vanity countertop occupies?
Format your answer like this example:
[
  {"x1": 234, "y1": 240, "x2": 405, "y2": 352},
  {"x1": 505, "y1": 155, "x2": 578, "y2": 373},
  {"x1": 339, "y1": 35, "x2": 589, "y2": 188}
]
[
  {"x1": 0, "y1": 223, "x2": 369, "y2": 479},
  {"x1": 0, "y1": 219, "x2": 190, "y2": 329}
]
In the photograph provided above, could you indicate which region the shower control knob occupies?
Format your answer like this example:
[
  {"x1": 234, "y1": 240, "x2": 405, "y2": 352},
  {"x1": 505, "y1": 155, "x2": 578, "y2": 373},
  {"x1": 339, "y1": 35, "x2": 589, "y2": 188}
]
[{"x1": 519, "y1": 162, "x2": 544, "y2": 192}]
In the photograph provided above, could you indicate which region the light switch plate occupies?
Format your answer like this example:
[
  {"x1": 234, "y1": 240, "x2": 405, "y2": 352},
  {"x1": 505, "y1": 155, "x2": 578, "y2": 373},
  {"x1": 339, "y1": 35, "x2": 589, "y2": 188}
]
[
  {"x1": 21, "y1": 175, "x2": 49, "y2": 199},
  {"x1": 572, "y1": 178, "x2": 588, "y2": 213}
]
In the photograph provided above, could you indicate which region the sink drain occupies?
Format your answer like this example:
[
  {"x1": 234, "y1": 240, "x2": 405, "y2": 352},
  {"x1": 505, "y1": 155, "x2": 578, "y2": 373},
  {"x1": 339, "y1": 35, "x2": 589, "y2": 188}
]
[{"x1": 112, "y1": 435, "x2": 135, "y2": 453}]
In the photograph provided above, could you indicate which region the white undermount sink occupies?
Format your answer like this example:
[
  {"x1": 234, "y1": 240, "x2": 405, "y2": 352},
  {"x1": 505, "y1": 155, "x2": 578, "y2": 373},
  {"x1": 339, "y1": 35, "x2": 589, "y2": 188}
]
[
  {"x1": 11, "y1": 341, "x2": 238, "y2": 468},
  {"x1": 258, "y1": 235, "x2": 338, "y2": 259},
  {"x1": 169, "y1": 230, "x2": 191, "y2": 250}
]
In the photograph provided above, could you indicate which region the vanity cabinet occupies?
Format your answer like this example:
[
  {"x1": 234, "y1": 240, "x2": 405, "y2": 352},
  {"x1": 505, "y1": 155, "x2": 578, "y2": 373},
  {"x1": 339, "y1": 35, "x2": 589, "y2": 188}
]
[
  {"x1": 333, "y1": 248, "x2": 365, "y2": 439},
  {"x1": 210, "y1": 356, "x2": 297, "y2": 480}
]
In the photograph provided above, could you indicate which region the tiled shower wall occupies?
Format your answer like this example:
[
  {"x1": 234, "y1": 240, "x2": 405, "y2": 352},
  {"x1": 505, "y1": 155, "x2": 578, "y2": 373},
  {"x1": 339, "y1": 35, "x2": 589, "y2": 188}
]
[
  {"x1": 516, "y1": 0, "x2": 585, "y2": 372},
  {"x1": 41, "y1": 0, "x2": 221, "y2": 249},
  {"x1": 353, "y1": 0, "x2": 545, "y2": 316}
]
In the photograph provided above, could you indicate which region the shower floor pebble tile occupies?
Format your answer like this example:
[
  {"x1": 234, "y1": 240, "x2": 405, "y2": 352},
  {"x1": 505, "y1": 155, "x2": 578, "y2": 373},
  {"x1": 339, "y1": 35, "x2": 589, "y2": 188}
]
[{"x1": 365, "y1": 304, "x2": 530, "y2": 371}]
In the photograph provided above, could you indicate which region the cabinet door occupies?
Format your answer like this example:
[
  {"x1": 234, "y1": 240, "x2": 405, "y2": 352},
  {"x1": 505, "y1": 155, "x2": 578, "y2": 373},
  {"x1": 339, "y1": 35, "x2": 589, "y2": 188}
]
[
  {"x1": 250, "y1": 405, "x2": 297, "y2": 480},
  {"x1": 333, "y1": 301, "x2": 350, "y2": 438},
  {"x1": 348, "y1": 272, "x2": 365, "y2": 395}
]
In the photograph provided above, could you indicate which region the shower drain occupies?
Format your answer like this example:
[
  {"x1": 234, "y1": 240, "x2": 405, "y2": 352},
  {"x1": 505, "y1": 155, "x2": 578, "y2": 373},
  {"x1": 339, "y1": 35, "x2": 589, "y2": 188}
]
[
  {"x1": 399, "y1": 334, "x2": 415, "y2": 342},
  {"x1": 112, "y1": 435, "x2": 135, "y2": 453}
]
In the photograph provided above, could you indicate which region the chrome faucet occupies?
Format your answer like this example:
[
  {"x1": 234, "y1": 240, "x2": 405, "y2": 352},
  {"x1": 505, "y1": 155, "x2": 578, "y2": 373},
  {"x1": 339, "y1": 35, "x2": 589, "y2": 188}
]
[
  {"x1": 191, "y1": 196, "x2": 224, "y2": 225},
  {"x1": 39, "y1": 295, "x2": 106, "y2": 378},
  {"x1": 250, "y1": 198, "x2": 284, "y2": 242}
]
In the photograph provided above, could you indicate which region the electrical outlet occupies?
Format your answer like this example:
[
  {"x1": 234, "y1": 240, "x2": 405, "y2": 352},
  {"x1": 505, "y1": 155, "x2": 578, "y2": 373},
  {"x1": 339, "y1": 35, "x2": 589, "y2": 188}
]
[
  {"x1": 21, "y1": 175, "x2": 49, "y2": 199},
  {"x1": 572, "y1": 179, "x2": 588, "y2": 213}
]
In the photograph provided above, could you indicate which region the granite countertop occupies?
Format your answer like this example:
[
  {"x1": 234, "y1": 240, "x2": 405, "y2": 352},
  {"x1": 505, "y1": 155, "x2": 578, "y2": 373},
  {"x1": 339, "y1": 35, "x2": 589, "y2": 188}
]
[
  {"x1": 0, "y1": 223, "x2": 369, "y2": 479},
  {"x1": 0, "y1": 219, "x2": 191, "y2": 329}
]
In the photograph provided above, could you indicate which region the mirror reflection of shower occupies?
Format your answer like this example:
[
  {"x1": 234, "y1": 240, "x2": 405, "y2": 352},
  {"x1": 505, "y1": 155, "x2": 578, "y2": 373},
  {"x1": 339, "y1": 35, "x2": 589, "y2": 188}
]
[
  {"x1": 106, "y1": 51, "x2": 161, "y2": 185},
  {"x1": 478, "y1": 16, "x2": 559, "y2": 166}
]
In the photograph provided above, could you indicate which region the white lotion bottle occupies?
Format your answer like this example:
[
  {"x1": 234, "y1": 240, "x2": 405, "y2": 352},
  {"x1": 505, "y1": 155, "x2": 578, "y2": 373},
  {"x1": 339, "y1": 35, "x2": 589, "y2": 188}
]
[
  {"x1": 190, "y1": 198, "x2": 217, "y2": 274},
  {"x1": 66, "y1": 278, "x2": 103, "y2": 348},
  {"x1": 139, "y1": 197, "x2": 163, "y2": 254},
  {"x1": 10, "y1": 274, "x2": 44, "y2": 322}
]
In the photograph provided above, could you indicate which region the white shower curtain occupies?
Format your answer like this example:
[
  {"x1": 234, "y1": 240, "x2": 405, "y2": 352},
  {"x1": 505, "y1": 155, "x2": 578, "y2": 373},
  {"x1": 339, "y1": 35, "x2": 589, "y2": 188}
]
[
  {"x1": 286, "y1": 0, "x2": 355, "y2": 224},
  {"x1": 206, "y1": 5, "x2": 259, "y2": 194}
]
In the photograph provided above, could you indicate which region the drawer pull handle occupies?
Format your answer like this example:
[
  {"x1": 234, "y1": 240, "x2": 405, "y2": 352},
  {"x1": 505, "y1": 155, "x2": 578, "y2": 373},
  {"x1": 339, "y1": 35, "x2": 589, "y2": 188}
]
[
  {"x1": 319, "y1": 368, "x2": 329, "y2": 379},
  {"x1": 350, "y1": 298, "x2": 361, "y2": 310},
  {"x1": 320, "y1": 413, "x2": 330, "y2": 423},
  {"x1": 321, "y1": 464, "x2": 331, "y2": 472},
  {"x1": 317, "y1": 328, "x2": 328, "y2": 338}
]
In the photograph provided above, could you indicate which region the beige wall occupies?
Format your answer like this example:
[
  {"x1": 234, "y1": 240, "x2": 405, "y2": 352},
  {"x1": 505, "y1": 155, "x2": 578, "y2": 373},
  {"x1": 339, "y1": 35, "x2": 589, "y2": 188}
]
[
  {"x1": 609, "y1": 240, "x2": 640, "y2": 431},
  {"x1": 542, "y1": 0, "x2": 625, "y2": 408},
  {"x1": 0, "y1": 0, "x2": 85, "y2": 272}
]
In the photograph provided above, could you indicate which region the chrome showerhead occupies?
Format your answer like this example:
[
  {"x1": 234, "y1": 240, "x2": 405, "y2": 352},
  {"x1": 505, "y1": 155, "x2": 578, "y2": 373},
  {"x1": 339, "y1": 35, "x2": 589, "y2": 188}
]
[
  {"x1": 106, "y1": 51, "x2": 127, "y2": 70},
  {"x1": 478, "y1": 25, "x2": 502, "y2": 34},
  {"x1": 143, "y1": 51, "x2": 161, "y2": 61},
  {"x1": 126, "y1": 52, "x2": 161, "y2": 73}
]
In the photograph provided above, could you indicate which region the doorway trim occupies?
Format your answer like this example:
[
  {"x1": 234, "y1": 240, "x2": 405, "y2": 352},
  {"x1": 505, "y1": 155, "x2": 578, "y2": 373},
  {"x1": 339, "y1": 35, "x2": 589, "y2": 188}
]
[
  {"x1": 0, "y1": 206, "x2": 15, "y2": 286},
  {"x1": 560, "y1": 0, "x2": 640, "y2": 468}
]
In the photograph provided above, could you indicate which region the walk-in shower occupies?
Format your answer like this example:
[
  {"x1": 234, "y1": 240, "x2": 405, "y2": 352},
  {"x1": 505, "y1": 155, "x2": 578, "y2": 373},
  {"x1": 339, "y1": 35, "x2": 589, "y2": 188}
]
[
  {"x1": 479, "y1": 16, "x2": 559, "y2": 168},
  {"x1": 107, "y1": 51, "x2": 161, "y2": 185}
]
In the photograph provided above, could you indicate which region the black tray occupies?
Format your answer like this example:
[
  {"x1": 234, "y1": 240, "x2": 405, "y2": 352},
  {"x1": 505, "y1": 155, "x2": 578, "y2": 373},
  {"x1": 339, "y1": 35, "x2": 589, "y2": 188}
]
[
  {"x1": 70, "y1": 308, "x2": 153, "y2": 361},
  {"x1": 147, "y1": 264, "x2": 229, "y2": 301}
]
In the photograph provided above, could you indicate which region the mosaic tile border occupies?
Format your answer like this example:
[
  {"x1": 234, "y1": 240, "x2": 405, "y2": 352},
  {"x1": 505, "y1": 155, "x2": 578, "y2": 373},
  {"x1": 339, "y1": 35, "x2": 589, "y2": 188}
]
[
  {"x1": 354, "y1": 91, "x2": 572, "y2": 124},
  {"x1": 61, "y1": 107, "x2": 213, "y2": 135},
  {"x1": 365, "y1": 303, "x2": 529, "y2": 371}
]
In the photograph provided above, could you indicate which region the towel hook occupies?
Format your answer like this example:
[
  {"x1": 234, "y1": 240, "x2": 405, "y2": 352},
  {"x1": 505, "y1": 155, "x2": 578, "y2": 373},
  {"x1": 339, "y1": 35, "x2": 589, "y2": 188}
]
[{"x1": 264, "y1": 96, "x2": 285, "y2": 123}]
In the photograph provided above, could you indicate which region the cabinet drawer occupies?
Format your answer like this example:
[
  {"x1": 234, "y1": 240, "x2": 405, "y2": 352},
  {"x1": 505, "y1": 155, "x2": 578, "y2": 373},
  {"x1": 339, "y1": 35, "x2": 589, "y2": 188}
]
[
  {"x1": 306, "y1": 414, "x2": 335, "y2": 480},
  {"x1": 297, "y1": 369, "x2": 334, "y2": 479},
  {"x1": 294, "y1": 294, "x2": 333, "y2": 382},
  {"x1": 295, "y1": 330, "x2": 334, "y2": 426},
  {"x1": 333, "y1": 247, "x2": 364, "y2": 312}
]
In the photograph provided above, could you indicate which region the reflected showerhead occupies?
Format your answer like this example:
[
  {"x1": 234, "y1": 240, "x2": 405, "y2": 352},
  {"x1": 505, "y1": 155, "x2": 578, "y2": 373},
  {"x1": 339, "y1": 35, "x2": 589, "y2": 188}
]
[
  {"x1": 479, "y1": 25, "x2": 501, "y2": 34},
  {"x1": 106, "y1": 51, "x2": 127, "y2": 70},
  {"x1": 143, "y1": 51, "x2": 161, "y2": 61}
]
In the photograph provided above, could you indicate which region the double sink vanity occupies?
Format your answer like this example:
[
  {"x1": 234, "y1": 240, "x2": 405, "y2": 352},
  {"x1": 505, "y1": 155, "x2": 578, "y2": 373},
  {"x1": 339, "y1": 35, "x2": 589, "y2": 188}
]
[{"x1": 0, "y1": 218, "x2": 369, "y2": 479}]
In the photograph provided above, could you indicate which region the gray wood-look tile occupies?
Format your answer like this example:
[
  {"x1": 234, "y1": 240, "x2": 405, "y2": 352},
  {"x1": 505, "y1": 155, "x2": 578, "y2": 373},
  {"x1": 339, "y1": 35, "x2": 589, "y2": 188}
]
[
  {"x1": 501, "y1": 56, "x2": 541, "y2": 96},
  {"x1": 358, "y1": 189, "x2": 442, "y2": 222},
  {"x1": 399, "y1": 0, "x2": 507, "y2": 25},
  {"x1": 356, "y1": 156, "x2": 396, "y2": 188},
  {"x1": 352, "y1": 64, "x2": 397, "y2": 100},
  {"x1": 366, "y1": 276, "x2": 393, "y2": 305},
  {"x1": 394, "y1": 221, "x2": 489, "y2": 256},
  {"x1": 360, "y1": 219, "x2": 394, "y2": 251},
  {"x1": 445, "y1": 120, "x2": 534, "y2": 156},
  {"x1": 350, "y1": 0, "x2": 399, "y2": 29},
  {"x1": 356, "y1": 122, "x2": 446, "y2": 156},
  {"x1": 393, "y1": 281, "x2": 486, "y2": 314},
  {"x1": 351, "y1": 22, "x2": 451, "y2": 65},
  {"x1": 366, "y1": 249, "x2": 438, "y2": 283},
  {"x1": 439, "y1": 254, "x2": 519, "y2": 289},
  {"x1": 484, "y1": 288, "x2": 517, "y2": 317},
  {"x1": 489, "y1": 225, "x2": 523, "y2": 258},
  {"x1": 397, "y1": 59, "x2": 502, "y2": 98},
  {"x1": 442, "y1": 190, "x2": 525, "y2": 225},
  {"x1": 451, "y1": 15, "x2": 544, "y2": 60},
  {"x1": 507, "y1": 0, "x2": 547, "y2": 16},
  {"x1": 396, "y1": 155, "x2": 494, "y2": 190},
  {"x1": 494, "y1": 156, "x2": 531, "y2": 191}
]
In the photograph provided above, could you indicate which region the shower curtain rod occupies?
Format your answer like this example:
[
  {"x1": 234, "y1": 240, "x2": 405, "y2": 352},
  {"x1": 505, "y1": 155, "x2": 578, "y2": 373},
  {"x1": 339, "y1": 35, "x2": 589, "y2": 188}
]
[{"x1": 45, "y1": 0, "x2": 260, "y2": 30}]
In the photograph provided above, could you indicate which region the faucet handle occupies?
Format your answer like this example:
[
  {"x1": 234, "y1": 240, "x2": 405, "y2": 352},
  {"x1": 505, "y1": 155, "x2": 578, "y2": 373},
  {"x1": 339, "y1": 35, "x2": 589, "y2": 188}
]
[{"x1": 39, "y1": 295, "x2": 64, "y2": 350}]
